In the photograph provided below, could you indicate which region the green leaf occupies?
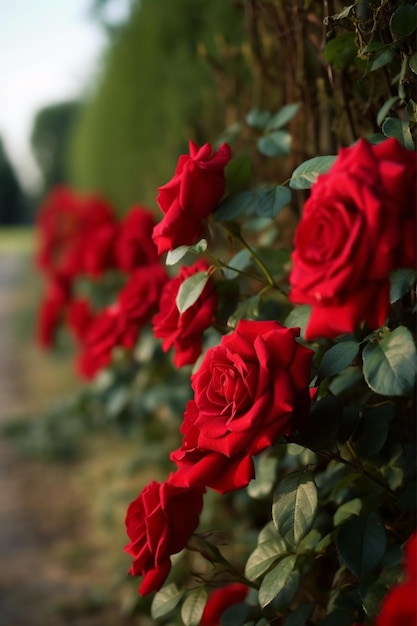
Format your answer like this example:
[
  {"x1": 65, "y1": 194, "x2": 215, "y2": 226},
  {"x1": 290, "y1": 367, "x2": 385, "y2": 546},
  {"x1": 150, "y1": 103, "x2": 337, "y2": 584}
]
[
  {"x1": 181, "y1": 587, "x2": 208, "y2": 626},
  {"x1": 284, "y1": 305, "x2": 311, "y2": 338},
  {"x1": 390, "y1": 4, "x2": 417, "y2": 39},
  {"x1": 255, "y1": 186, "x2": 291, "y2": 217},
  {"x1": 398, "y1": 481, "x2": 417, "y2": 510},
  {"x1": 227, "y1": 295, "x2": 260, "y2": 328},
  {"x1": 289, "y1": 155, "x2": 336, "y2": 189},
  {"x1": 176, "y1": 271, "x2": 210, "y2": 314},
  {"x1": 214, "y1": 186, "x2": 290, "y2": 222},
  {"x1": 272, "y1": 471, "x2": 318, "y2": 547},
  {"x1": 266, "y1": 103, "x2": 300, "y2": 130},
  {"x1": 151, "y1": 583, "x2": 185, "y2": 619},
  {"x1": 247, "y1": 454, "x2": 279, "y2": 499},
  {"x1": 246, "y1": 109, "x2": 271, "y2": 130},
  {"x1": 406, "y1": 98, "x2": 417, "y2": 122},
  {"x1": 362, "y1": 326, "x2": 417, "y2": 396},
  {"x1": 257, "y1": 131, "x2": 291, "y2": 157},
  {"x1": 324, "y1": 4, "x2": 355, "y2": 23},
  {"x1": 410, "y1": 52, "x2": 417, "y2": 75},
  {"x1": 258, "y1": 555, "x2": 297, "y2": 608},
  {"x1": 165, "y1": 239, "x2": 208, "y2": 266},
  {"x1": 225, "y1": 154, "x2": 253, "y2": 195},
  {"x1": 222, "y1": 603, "x2": 253, "y2": 626},
  {"x1": 377, "y1": 96, "x2": 399, "y2": 126},
  {"x1": 318, "y1": 341, "x2": 360, "y2": 379},
  {"x1": 286, "y1": 602, "x2": 314, "y2": 626},
  {"x1": 333, "y1": 498, "x2": 362, "y2": 527},
  {"x1": 354, "y1": 405, "x2": 395, "y2": 457},
  {"x1": 319, "y1": 610, "x2": 355, "y2": 626},
  {"x1": 382, "y1": 117, "x2": 415, "y2": 150},
  {"x1": 255, "y1": 247, "x2": 291, "y2": 276},
  {"x1": 370, "y1": 48, "x2": 395, "y2": 71},
  {"x1": 390, "y1": 268, "x2": 416, "y2": 303},
  {"x1": 245, "y1": 537, "x2": 287, "y2": 581},
  {"x1": 323, "y1": 32, "x2": 357, "y2": 68},
  {"x1": 337, "y1": 513, "x2": 387, "y2": 578},
  {"x1": 223, "y1": 249, "x2": 252, "y2": 279}
]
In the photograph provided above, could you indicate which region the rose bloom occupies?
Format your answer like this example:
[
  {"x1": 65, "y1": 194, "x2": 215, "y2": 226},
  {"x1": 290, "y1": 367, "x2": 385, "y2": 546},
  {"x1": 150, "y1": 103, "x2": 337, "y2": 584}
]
[
  {"x1": 77, "y1": 264, "x2": 168, "y2": 379},
  {"x1": 115, "y1": 205, "x2": 159, "y2": 272},
  {"x1": 375, "y1": 532, "x2": 417, "y2": 626},
  {"x1": 200, "y1": 583, "x2": 249, "y2": 626},
  {"x1": 36, "y1": 186, "x2": 118, "y2": 280},
  {"x1": 152, "y1": 260, "x2": 217, "y2": 367},
  {"x1": 289, "y1": 138, "x2": 417, "y2": 340},
  {"x1": 152, "y1": 141, "x2": 232, "y2": 254},
  {"x1": 170, "y1": 400, "x2": 255, "y2": 494},
  {"x1": 125, "y1": 478, "x2": 204, "y2": 595},
  {"x1": 170, "y1": 320, "x2": 313, "y2": 493},
  {"x1": 66, "y1": 298, "x2": 94, "y2": 345},
  {"x1": 37, "y1": 275, "x2": 72, "y2": 348}
]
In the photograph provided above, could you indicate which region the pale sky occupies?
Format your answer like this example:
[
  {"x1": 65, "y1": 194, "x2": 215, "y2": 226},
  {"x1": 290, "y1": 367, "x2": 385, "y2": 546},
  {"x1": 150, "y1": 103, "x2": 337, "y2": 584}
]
[{"x1": 0, "y1": 0, "x2": 126, "y2": 193}]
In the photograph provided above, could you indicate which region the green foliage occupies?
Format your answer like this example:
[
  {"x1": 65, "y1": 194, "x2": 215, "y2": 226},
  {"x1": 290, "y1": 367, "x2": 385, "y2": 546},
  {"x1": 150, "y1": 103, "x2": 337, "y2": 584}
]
[
  {"x1": 289, "y1": 156, "x2": 336, "y2": 190},
  {"x1": 0, "y1": 137, "x2": 28, "y2": 225},
  {"x1": 272, "y1": 471, "x2": 318, "y2": 547},
  {"x1": 337, "y1": 513, "x2": 387, "y2": 579}
]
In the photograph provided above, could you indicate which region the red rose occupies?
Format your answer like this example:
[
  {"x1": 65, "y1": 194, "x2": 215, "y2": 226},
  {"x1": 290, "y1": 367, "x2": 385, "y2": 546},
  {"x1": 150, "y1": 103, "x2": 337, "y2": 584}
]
[
  {"x1": 37, "y1": 275, "x2": 72, "y2": 348},
  {"x1": 118, "y1": 264, "x2": 168, "y2": 324},
  {"x1": 170, "y1": 320, "x2": 313, "y2": 493},
  {"x1": 200, "y1": 583, "x2": 249, "y2": 626},
  {"x1": 375, "y1": 532, "x2": 417, "y2": 626},
  {"x1": 115, "y1": 205, "x2": 159, "y2": 272},
  {"x1": 289, "y1": 138, "x2": 417, "y2": 340},
  {"x1": 152, "y1": 260, "x2": 217, "y2": 367},
  {"x1": 125, "y1": 478, "x2": 204, "y2": 595},
  {"x1": 66, "y1": 298, "x2": 94, "y2": 344},
  {"x1": 152, "y1": 141, "x2": 232, "y2": 254},
  {"x1": 170, "y1": 400, "x2": 255, "y2": 494}
]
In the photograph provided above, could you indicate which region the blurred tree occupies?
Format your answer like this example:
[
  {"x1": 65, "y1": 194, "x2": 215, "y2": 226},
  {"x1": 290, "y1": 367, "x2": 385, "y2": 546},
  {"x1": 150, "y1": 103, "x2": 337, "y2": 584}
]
[
  {"x1": 69, "y1": 0, "x2": 248, "y2": 213},
  {"x1": 31, "y1": 101, "x2": 80, "y2": 194},
  {"x1": 0, "y1": 137, "x2": 28, "y2": 225}
]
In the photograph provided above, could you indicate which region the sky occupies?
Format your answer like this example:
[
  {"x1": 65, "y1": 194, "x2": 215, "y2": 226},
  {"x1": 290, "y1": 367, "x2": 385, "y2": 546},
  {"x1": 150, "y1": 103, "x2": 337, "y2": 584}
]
[{"x1": 0, "y1": 0, "x2": 122, "y2": 193}]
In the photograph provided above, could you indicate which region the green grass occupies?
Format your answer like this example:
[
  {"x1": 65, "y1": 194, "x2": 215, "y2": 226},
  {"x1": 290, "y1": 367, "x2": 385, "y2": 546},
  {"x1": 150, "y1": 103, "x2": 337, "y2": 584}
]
[{"x1": 0, "y1": 227, "x2": 35, "y2": 254}]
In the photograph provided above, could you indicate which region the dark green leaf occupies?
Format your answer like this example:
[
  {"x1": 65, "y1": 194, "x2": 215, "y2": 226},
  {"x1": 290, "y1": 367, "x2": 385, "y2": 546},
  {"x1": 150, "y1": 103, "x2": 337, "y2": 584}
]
[
  {"x1": 363, "y1": 326, "x2": 417, "y2": 396},
  {"x1": 285, "y1": 602, "x2": 314, "y2": 626},
  {"x1": 246, "y1": 109, "x2": 272, "y2": 130},
  {"x1": 257, "y1": 131, "x2": 291, "y2": 157},
  {"x1": 255, "y1": 186, "x2": 290, "y2": 217},
  {"x1": 370, "y1": 49, "x2": 395, "y2": 71},
  {"x1": 319, "y1": 610, "x2": 355, "y2": 626},
  {"x1": 176, "y1": 271, "x2": 210, "y2": 314},
  {"x1": 222, "y1": 603, "x2": 253, "y2": 626},
  {"x1": 214, "y1": 186, "x2": 290, "y2": 222},
  {"x1": 225, "y1": 154, "x2": 253, "y2": 195},
  {"x1": 406, "y1": 99, "x2": 417, "y2": 122},
  {"x1": 328, "y1": 366, "x2": 364, "y2": 397},
  {"x1": 390, "y1": 4, "x2": 417, "y2": 39},
  {"x1": 271, "y1": 569, "x2": 300, "y2": 607},
  {"x1": 333, "y1": 498, "x2": 362, "y2": 527},
  {"x1": 272, "y1": 471, "x2": 318, "y2": 546},
  {"x1": 337, "y1": 513, "x2": 387, "y2": 578},
  {"x1": 324, "y1": 4, "x2": 355, "y2": 23},
  {"x1": 245, "y1": 537, "x2": 287, "y2": 581},
  {"x1": 318, "y1": 341, "x2": 360, "y2": 379},
  {"x1": 266, "y1": 103, "x2": 300, "y2": 130},
  {"x1": 377, "y1": 96, "x2": 399, "y2": 126},
  {"x1": 258, "y1": 555, "x2": 297, "y2": 608},
  {"x1": 223, "y1": 249, "x2": 252, "y2": 279},
  {"x1": 398, "y1": 481, "x2": 417, "y2": 510},
  {"x1": 289, "y1": 155, "x2": 336, "y2": 189},
  {"x1": 255, "y1": 247, "x2": 291, "y2": 276},
  {"x1": 181, "y1": 587, "x2": 208, "y2": 626},
  {"x1": 323, "y1": 32, "x2": 357, "y2": 68},
  {"x1": 410, "y1": 53, "x2": 417, "y2": 75},
  {"x1": 227, "y1": 295, "x2": 261, "y2": 328},
  {"x1": 382, "y1": 117, "x2": 415, "y2": 150},
  {"x1": 354, "y1": 405, "x2": 395, "y2": 458},
  {"x1": 151, "y1": 584, "x2": 185, "y2": 619},
  {"x1": 284, "y1": 305, "x2": 311, "y2": 338},
  {"x1": 390, "y1": 268, "x2": 416, "y2": 303}
]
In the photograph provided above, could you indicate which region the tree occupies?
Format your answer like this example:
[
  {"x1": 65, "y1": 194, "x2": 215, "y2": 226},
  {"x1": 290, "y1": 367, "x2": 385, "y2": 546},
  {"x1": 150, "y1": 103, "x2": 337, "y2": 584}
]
[{"x1": 0, "y1": 137, "x2": 27, "y2": 225}]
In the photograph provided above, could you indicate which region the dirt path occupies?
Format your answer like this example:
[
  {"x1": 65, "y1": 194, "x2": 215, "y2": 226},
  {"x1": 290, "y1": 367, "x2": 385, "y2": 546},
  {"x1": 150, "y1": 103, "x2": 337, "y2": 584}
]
[{"x1": 0, "y1": 255, "x2": 139, "y2": 626}]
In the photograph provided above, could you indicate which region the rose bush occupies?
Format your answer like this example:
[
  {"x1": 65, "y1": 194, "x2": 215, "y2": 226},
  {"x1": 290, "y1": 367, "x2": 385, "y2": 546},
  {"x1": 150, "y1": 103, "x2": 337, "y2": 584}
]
[
  {"x1": 152, "y1": 259, "x2": 217, "y2": 367},
  {"x1": 199, "y1": 583, "x2": 249, "y2": 626},
  {"x1": 115, "y1": 205, "x2": 159, "y2": 272},
  {"x1": 125, "y1": 478, "x2": 204, "y2": 595},
  {"x1": 152, "y1": 141, "x2": 232, "y2": 254},
  {"x1": 289, "y1": 138, "x2": 417, "y2": 339}
]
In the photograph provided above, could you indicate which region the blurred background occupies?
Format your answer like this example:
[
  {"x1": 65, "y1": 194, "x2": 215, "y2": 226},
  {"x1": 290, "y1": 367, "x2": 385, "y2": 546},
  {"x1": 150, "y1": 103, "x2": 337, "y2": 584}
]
[{"x1": 0, "y1": 1, "x2": 250, "y2": 623}]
